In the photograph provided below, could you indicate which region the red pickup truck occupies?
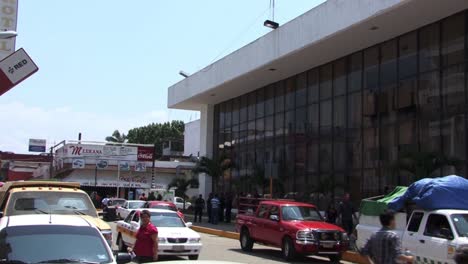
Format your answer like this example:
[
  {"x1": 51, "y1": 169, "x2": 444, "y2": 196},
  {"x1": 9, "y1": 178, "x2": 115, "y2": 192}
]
[{"x1": 235, "y1": 200, "x2": 348, "y2": 262}]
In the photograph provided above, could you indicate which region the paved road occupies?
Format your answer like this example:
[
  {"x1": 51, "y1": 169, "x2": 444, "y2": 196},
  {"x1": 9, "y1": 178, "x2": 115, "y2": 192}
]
[{"x1": 109, "y1": 221, "x2": 353, "y2": 263}]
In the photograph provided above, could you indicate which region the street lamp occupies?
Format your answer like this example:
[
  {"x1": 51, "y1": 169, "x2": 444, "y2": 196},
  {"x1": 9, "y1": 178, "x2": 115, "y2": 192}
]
[{"x1": 0, "y1": 30, "x2": 17, "y2": 39}]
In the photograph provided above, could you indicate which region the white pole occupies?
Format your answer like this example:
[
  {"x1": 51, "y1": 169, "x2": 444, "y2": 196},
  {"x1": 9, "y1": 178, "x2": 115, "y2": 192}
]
[{"x1": 117, "y1": 161, "x2": 120, "y2": 198}]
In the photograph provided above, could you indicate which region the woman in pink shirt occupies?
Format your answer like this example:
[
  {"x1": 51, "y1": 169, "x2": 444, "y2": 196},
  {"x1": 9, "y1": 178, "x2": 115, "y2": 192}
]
[{"x1": 129, "y1": 210, "x2": 158, "y2": 263}]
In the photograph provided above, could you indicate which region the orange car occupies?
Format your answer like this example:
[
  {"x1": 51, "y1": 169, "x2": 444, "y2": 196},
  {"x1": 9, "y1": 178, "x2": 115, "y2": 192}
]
[{"x1": 145, "y1": 201, "x2": 185, "y2": 220}]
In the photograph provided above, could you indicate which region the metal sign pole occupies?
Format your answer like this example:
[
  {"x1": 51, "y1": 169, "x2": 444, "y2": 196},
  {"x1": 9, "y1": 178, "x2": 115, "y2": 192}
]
[{"x1": 117, "y1": 161, "x2": 120, "y2": 198}]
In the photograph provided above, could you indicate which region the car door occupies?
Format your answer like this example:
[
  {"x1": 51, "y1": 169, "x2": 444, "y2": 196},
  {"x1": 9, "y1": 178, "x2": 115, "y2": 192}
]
[
  {"x1": 126, "y1": 211, "x2": 140, "y2": 246},
  {"x1": 263, "y1": 205, "x2": 282, "y2": 247},
  {"x1": 418, "y1": 213, "x2": 455, "y2": 263},
  {"x1": 251, "y1": 204, "x2": 270, "y2": 242},
  {"x1": 402, "y1": 211, "x2": 424, "y2": 259},
  {"x1": 119, "y1": 210, "x2": 134, "y2": 244}
]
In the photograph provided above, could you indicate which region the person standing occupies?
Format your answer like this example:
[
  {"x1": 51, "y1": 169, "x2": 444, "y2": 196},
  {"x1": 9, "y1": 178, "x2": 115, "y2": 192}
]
[
  {"x1": 139, "y1": 193, "x2": 148, "y2": 201},
  {"x1": 338, "y1": 193, "x2": 357, "y2": 235},
  {"x1": 225, "y1": 193, "x2": 233, "y2": 223},
  {"x1": 210, "y1": 194, "x2": 220, "y2": 225},
  {"x1": 325, "y1": 204, "x2": 338, "y2": 224},
  {"x1": 219, "y1": 193, "x2": 225, "y2": 223},
  {"x1": 194, "y1": 194, "x2": 205, "y2": 223},
  {"x1": 361, "y1": 210, "x2": 414, "y2": 264},
  {"x1": 207, "y1": 193, "x2": 213, "y2": 223},
  {"x1": 128, "y1": 210, "x2": 158, "y2": 263}
]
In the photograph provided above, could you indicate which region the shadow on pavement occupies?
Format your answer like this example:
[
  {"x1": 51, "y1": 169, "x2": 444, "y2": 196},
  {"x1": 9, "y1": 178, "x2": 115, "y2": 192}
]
[{"x1": 228, "y1": 248, "x2": 338, "y2": 264}]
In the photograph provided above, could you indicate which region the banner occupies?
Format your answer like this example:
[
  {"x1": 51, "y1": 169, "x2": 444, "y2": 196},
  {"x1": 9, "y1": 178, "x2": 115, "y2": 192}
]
[
  {"x1": 134, "y1": 162, "x2": 147, "y2": 172},
  {"x1": 137, "y1": 146, "x2": 154, "y2": 161},
  {"x1": 72, "y1": 158, "x2": 85, "y2": 169},
  {"x1": 64, "y1": 144, "x2": 137, "y2": 160},
  {"x1": 96, "y1": 160, "x2": 108, "y2": 169},
  {"x1": 119, "y1": 161, "x2": 130, "y2": 171}
]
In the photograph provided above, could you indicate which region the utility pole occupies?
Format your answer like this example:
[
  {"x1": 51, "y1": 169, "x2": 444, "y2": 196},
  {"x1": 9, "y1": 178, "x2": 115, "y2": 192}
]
[{"x1": 151, "y1": 143, "x2": 156, "y2": 189}]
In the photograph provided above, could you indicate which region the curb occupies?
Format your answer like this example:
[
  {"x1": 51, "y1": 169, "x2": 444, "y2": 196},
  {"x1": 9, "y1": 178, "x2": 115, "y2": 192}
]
[{"x1": 193, "y1": 225, "x2": 369, "y2": 264}]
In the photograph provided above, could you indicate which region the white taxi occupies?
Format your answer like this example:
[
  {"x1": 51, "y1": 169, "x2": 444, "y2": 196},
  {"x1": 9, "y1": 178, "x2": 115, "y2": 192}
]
[
  {"x1": 116, "y1": 208, "x2": 202, "y2": 260},
  {"x1": 0, "y1": 214, "x2": 131, "y2": 264}
]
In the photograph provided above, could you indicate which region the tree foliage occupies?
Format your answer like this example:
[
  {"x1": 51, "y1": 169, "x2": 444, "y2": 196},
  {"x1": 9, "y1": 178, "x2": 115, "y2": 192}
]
[
  {"x1": 105, "y1": 130, "x2": 127, "y2": 143},
  {"x1": 192, "y1": 155, "x2": 232, "y2": 189},
  {"x1": 167, "y1": 178, "x2": 199, "y2": 200},
  {"x1": 125, "y1": 121, "x2": 185, "y2": 154}
]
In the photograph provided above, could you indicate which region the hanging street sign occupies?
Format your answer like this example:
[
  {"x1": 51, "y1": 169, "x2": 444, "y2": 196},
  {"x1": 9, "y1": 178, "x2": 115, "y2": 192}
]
[{"x1": 0, "y1": 48, "x2": 39, "y2": 96}]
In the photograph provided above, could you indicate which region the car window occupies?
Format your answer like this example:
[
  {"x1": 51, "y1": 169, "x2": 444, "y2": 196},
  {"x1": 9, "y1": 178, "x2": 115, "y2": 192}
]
[
  {"x1": 407, "y1": 212, "x2": 424, "y2": 232},
  {"x1": 281, "y1": 206, "x2": 323, "y2": 221},
  {"x1": 176, "y1": 198, "x2": 183, "y2": 203},
  {"x1": 125, "y1": 211, "x2": 135, "y2": 223},
  {"x1": 424, "y1": 214, "x2": 454, "y2": 239},
  {"x1": 150, "y1": 212, "x2": 185, "y2": 227},
  {"x1": 129, "y1": 201, "x2": 145, "y2": 209},
  {"x1": 257, "y1": 205, "x2": 269, "y2": 218},
  {"x1": 451, "y1": 214, "x2": 468, "y2": 237},
  {"x1": 132, "y1": 212, "x2": 140, "y2": 223},
  {"x1": 123, "y1": 202, "x2": 128, "y2": 208}
]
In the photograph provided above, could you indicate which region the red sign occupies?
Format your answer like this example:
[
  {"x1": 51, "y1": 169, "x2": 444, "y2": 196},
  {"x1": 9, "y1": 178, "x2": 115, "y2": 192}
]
[{"x1": 137, "y1": 146, "x2": 154, "y2": 161}]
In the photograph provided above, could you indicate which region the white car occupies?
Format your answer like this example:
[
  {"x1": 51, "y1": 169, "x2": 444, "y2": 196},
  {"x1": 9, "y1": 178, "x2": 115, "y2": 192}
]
[
  {"x1": 116, "y1": 200, "x2": 146, "y2": 219},
  {"x1": 174, "y1": 196, "x2": 192, "y2": 210},
  {"x1": 0, "y1": 214, "x2": 131, "y2": 264},
  {"x1": 116, "y1": 208, "x2": 202, "y2": 260}
]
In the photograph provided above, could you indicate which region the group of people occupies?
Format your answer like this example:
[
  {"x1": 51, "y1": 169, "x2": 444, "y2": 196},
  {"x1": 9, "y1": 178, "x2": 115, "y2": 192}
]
[{"x1": 193, "y1": 193, "x2": 233, "y2": 224}]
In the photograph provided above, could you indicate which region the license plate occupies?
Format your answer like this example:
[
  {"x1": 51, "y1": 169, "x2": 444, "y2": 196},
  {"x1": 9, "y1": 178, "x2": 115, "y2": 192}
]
[
  {"x1": 321, "y1": 242, "x2": 335, "y2": 248},
  {"x1": 172, "y1": 245, "x2": 185, "y2": 251}
]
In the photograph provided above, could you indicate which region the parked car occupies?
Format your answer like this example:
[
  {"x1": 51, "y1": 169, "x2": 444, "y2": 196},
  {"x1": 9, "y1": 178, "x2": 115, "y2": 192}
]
[
  {"x1": 117, "y1": 200, "x2": 146, "y2": 219},
  {"x1": 0, "y1": 214, "x2": 131, "y2": 264},
  {"x1": 174, "y1": 196, "x2": 192, "y2": 210},
  {"x1": 0, "y1": 181, "x2": 113, "y2": 246},
  {"x1": 116, "y1": 208, "x2": 202, "y2": 260},
  {"x1": 145, "y1": 200, "x2": 185, "y2": 220},
  {"x1": 235, "y1": 200, "x2": 349, "y2": 262}
]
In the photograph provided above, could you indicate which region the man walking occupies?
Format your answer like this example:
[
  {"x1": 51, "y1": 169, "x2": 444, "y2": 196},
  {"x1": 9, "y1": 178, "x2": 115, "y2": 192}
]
[
  {"x1": 361, "y1": 210, "x2": 414, "y2": 264},
  {"x1": 210, "y1": 194, "x2": 220, "y2": 225},
  {"x1": 194, "y1": 194, "x2": 205, "y2": 223},
  {"x1": 338, "y1": 193, "x2": 357, "y2": 235}
]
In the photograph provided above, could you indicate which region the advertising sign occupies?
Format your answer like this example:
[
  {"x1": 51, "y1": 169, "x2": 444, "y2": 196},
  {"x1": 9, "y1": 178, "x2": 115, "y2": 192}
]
[
  {"x1": 72, "y1": 158, "x2": 85, "y2": 169},
  {"x1": 28, "y1": 138, "x2": 46, "y2": 152},
  {"x1": 0, "y1": 48, "x2": 39, "y2": 96},
  {"x1": 65, "y1": 144, "x2": 137, "y2": 160},
  {"x1": 137, "y1": 146, "x2": 154, "y2": 161},
  {"x1": 119, "y1": 161, "x2": 130, "y2": 171},
  {"x1": 96, "y1": 160, "x2": 108, "y2": 169},
  {"x1": 0, "y1": 0, "x2": 18, "y2": 60},
  {"x1": 134, "y1": 162, "x2": 147, "y2": 172}
]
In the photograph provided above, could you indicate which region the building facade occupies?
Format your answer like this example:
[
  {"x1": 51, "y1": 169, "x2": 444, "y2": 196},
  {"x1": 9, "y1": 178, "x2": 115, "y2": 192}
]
[{"x1": 168, "y1": 0, "x2": 468, "y2": 201}]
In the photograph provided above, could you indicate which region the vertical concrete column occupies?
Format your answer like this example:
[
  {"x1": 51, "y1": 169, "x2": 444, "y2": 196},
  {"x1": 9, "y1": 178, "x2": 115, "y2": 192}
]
[{"x1": 198, "y1": 104, "x2": 214, "y2": 198}]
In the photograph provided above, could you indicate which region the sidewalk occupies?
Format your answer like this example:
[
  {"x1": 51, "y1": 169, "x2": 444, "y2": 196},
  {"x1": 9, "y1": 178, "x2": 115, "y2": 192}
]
[{"x1": 186, "y1": 214, "x2": 236, "y2": 233}]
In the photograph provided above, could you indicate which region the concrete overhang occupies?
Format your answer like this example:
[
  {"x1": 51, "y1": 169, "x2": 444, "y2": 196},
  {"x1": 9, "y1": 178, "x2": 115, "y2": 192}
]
[{"x1": 168, "y1": 0, "x2": 468, "y2": 111}]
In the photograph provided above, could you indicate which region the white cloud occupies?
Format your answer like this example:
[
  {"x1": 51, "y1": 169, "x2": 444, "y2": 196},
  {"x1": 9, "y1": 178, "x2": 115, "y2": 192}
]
[{"x1": 0, "y1": 101, "x2": 172, "y2": 153}]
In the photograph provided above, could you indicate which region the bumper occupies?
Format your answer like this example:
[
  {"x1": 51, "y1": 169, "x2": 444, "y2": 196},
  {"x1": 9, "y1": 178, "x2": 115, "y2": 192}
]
[
  {"x1": 294, "y1": 240, "x2": 348, "y2": 255},
  {"x1": 157, "y1": 243, "x2": 202, "y2": 256}
]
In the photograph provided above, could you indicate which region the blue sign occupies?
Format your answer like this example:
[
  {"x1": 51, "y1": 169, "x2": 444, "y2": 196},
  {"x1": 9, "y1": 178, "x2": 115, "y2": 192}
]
[{"x1": 29, "y1": 145, "x2": 46, "y2": 152}]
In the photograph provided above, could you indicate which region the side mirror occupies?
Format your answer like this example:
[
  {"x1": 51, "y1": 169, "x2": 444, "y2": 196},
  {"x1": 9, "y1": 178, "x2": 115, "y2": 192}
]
[
  {"x1": 440, "y1": 228, "x2": 453, "y2": 240},
  {"x1": 115, "y1": 253, "x2": 132, "y2": 264},
  {"x1": 186, "y1": 222, "x2": 193, "y2": 228},
  {"x1": 269, "y1": 215, "x2": 279, "y2": 222}
]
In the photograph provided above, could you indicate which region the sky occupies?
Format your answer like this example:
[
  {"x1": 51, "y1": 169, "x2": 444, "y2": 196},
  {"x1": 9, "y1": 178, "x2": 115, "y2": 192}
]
[{"x1": 0, "y1": 0, "x2": 326, "y2": 153}]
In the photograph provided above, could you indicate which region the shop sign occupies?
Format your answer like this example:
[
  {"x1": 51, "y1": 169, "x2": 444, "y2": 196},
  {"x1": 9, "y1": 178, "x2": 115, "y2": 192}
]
[
  {"x1": 96, "y1": 160, "x2": 108, "y2": 169},
  {"x1": 119, "y1": 161, "x2": 130, "y2": 171},
  {"x1": 137, "y1": 146, "x2": 154, "y2": 161},
  {"x1": 134, "y1": 162, "x2": 147, "y2": 172},
  {"x1": 72, "y1": 158, "x2": 85, "y2": 169}
]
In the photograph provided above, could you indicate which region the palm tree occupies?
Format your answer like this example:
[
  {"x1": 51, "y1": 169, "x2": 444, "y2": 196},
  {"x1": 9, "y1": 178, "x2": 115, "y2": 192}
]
[
  {"x1": 391, "y1": 150, "x2": 462, "y2": 181},
  {"x1": 192, "y1": 155, "x2": 232, "y2": 191},
  {"x1": 167, "y1": 178, "x2": 199, "y2": 210},
  {"x1": 105, "y1": 130, "x2": 127, "y2": 143}
]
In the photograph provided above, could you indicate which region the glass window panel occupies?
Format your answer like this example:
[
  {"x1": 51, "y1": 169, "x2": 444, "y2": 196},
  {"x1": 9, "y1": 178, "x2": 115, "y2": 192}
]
[
  {"x1": 419, "y1": 23, "x2": 440, "y2": 73},
  {"x1": 349, "y1": 52, "x2": 363, "y2": 92},
  {"x1": 265, "y1": 84, "x2": 275, "y2": 116},
  {"x1": 364, "y1": 46, "x2": 379, "y2": 91},
  {"x1": 320, "y1": 100, "x2": 332, "y2": 136},
  {"x1": 248, "y1": 92, "x2": 256, "y2": 120},
  {"x1": 275, "y1": 112, "x2": 285, "y2": 137},
  {"x1": 307, "y1": 103, "x2": 319, "y2": 138},
  {"x1": 363, "y1": 127, "x2": 378, "y2": 168},
  {"x1": 285, "y1": 110, "x2": 295, "y2": 139},
  {"x1": 275, "y1": 82, "x2": 285, "y2": 113},
  {"x1": 296, "y1": 73, "x2": 307, "y2": 107},
  {"x1": 239, "y1": 122, "x2": 247, "y2": 145},
  {"x1": 334, "y1": 173, "x2": 345, "y2": 197},
  {"x1": 285, "y1": 145, "x2": 295, "y2": 188},
  {"x1": 399, "y1": 119, "x2": 417, "y2": 146},
  {"x1": 442, "y1": 64, "x2": 465, "y2": 116},
  {"x1": 285, "y1": 77, "x2": 296, "y2": 110},
  {"x1": 397, "y1": 78, "x2": 417, "y2": 109},
  {"x1": 308, "y1": 69, "x2": 319, "y2": 103},
  {"x1": 348, "y1": 128, "x2": 362, "y2": 169},
  {"x1": 295, "y1": 107, "x2": 306, "y2": 136},
  {"x1": 334, "y1": 140, "x2": 346, "y2": 171},
  {"x1": 380, "y1": 39, "x2": 397, "y2": 87},
  {"x1": 381, "y1": 125, "x2": 398, "y2": 162},
  {"x1": 348, "y1": 92, "x2": 362, "y2": 129},
  {"x1": 232, "y1": 124, "x2": 240, "y2": 147},
  {"x1": 307, "y1": 143, "x2": 318, "y2": 174},
  {"x1": 247, "y1": 120, "x2": 255, "y2": 143},
  {"x1": 256, "y1": 118, "x2": 265, "y2": 143},
  {"x1": 320, "y1": 64, "x2": 332, "y2": 99},
  {"x1": 418, "y1": 71, "x2": 441, "y2": 153},
  {"x1": 399, "y1": 31, "x2": 418, "y2": 79},
  {"x1": 256, "y1": 88, "x2": 265, "y2": 119},
  {"x1": 256, "y1": 148, "x2": 265, "y2": 167},
  {"x1": 319, "y1": 142, "x2": 332, "y2": 172},
  {"x1": 334, "y1": 59, "x2": 347, "y2": 96},
  {"x1": 232, "y1": 98, "x2": 240, "y2": 125},
  {"x1": 225, "y1": 100, "x2": 232, "y2": 128},
  {"x1": 219, "y1": 103, "x2": 225, "y2": 129},
  {"x1": 265, "y1": 116, "x2": 274, "y2": 143},
  {"x1": 240, "y1": 95, "x2": 248, "y2": 123},
  {"x1": 442, "y1": 13, "x2": 465, "y2": 67},
  {"x1": 334, "y1": 96, "x2": 346, "y2": 136},
  {"x1": 295, "y1": 144, "x2": 306, "y2": 177}
]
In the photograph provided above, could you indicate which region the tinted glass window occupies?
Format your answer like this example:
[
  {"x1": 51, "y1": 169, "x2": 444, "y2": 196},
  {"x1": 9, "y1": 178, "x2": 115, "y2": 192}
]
[
  {"x1": 451, "y1": 214, "x2": 468, "y2": 237},
  {"x1": 308, "y1": 69, "x2": 319, "y2": 103},
  {"x1": 150, "y1": 212, "x2": 185, "y2": 227},
  {"x1": 364, "y1": 47, "x2": 379, "y2": 91},
  {"x1": 442, "y1": 13, "x2": 465, "y2": 67},
  {"x1": 257, "y1": 205, "x2": 269, "y2": 218},
  {"x1": 424, "y1": 214, "x2": 454, "y2": 239},
  {"x1": 399, "y1": 32, "x2": 417, "y2": 79},
  {"x1": 407, "y1": 212, "x2": 424, "y2": 232},
  {"x1": 419, "y1": 23, "x2": 440, "y2": 72},
  {"x1": 320, "y1": 64, "x2": 332, "y2": 99},
  {"x1": 281, "y1": 206, "x2": 323, "y2": 221}
]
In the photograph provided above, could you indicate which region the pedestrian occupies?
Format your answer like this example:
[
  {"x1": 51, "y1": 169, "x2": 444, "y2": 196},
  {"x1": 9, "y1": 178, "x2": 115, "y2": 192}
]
[
  {"x1": 225, "y1": 193, "x2": 233, "y2": 223},
  {"x1": 219, "y1": 193, "x2": 225, "y2": 222},
  {"x1": 338, "y1": 193, "x2": 357, "y2": 235},
  {"x1": 207, "y1": 193, "x2": 213, "y2": 223},
  {"x1": 139, "y1": 193, "x2": 148, "y2": 201},
  {"x1": 361, "y1": 210, "x2": 414, "y2": 264},
  {"x1": 325, "y1": 204, "x2": 338, "y2": 224},
  {"x1": 455, "y1": 245, "x2": 468, "y2": 264},
  {"x1": 127, "y1": 210, "x2": 158, "y2": 263},
  {"x1": 194, "y1": 194, "x2": 205, "y2": 223},
  {"x1": 148, "y1": 192, "x2": 156, "y2": 201},
  {"x1": 101, "y1": 195, "x2": 110, "y2": 207},
  {"x1": 156, "y1": 194, "x2": 163, "y2": 201},
  {"x1": 210, "y1": 194, "x2": 220, "y2": 225}
]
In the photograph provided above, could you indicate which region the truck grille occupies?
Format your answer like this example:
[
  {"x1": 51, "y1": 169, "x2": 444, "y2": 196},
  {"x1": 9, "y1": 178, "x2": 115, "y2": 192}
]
[
  {"x1": 316, "y1": 231, "x2": 341, "y2": 241},
  {"x1": 167, "y1": 238, "x2": 188, "y2": 243}
]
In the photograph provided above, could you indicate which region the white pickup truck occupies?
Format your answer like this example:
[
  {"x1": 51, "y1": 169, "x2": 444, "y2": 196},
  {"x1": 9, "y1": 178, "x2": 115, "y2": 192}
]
[{"x1": 356, "y1": 209, "x2": 468, "y2": 264}]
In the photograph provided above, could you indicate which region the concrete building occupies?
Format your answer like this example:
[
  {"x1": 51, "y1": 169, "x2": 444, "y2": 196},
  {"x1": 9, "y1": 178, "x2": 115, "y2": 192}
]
[
  {"x1": 184, "y1": 119, "x2": 201, "y2": 157},
  {"x1": 168, "y1": 0, "x2": 468, "y2": 201},
  {"x1": 0, "y1": 152, "x2": 51, "y2": 181}
]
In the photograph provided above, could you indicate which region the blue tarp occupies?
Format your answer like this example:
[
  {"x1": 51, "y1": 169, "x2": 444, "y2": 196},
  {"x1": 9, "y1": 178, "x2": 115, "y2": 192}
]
[{"x1": 388, "y1": 175, "x2": 468, "y2": 211}]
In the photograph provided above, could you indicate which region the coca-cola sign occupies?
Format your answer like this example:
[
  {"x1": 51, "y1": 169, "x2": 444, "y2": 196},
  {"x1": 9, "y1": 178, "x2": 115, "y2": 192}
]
[{"x1": 137, "y1": 146, "x2": 154, "y2": 161}]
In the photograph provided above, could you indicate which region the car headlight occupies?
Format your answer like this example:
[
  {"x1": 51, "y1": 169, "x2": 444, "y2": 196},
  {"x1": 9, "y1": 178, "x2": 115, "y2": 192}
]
[
  {"x1": 296, "y1": 230, "x2": 315, "y2": 241},
  {"x1": 158, "y1": 237, "x2": 167, "y2": 243},
  {"x1": 342, "y1": 232, "x2": 349, "y2": 241},
  {"x1": 188, "y1": 237, "x2": 201, "y2": 243}
]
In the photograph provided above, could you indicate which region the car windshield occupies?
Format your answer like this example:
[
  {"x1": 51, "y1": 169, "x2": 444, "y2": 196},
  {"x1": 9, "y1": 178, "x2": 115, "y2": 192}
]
[
  {"x1": 451, "y1": 214, "x2": 468, "y2": 237},
  {"x1": 128, "y1": 201, "x2": 145, "y2": 209},
  {"x1": 281, "y1": 206, "x2": 323, "y2": 221},
  {"x1": 0, "y1": 225, "x2": 111, "y2": 263},
  {"x1": 6, "y1": 191, "x2": 97, "y2": 217},
  {"x1": 110, "y1": 199, "x2": 126, "y2": 206},
  {"x1": 149, "y1": 204, "x2": 177, "y2": 211},
  {"x1": 150, "y1": 212, "x2": 185, "y2": 227}
]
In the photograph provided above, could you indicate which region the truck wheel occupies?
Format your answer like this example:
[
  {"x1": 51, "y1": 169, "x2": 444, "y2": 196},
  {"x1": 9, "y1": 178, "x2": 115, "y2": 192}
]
[
  {"x1": 240, "y1": 229, "x2": 254, "y2": 252},
  {"x1": 328, "y1": 254, "x2": 342, "y2": 263},
  {"x1": 282, "y1": 237, "x2": 296, "y2": 261},
  {"x1": 117, "y1": 234, "x2": 127, "y2": 252},
  {"x1": 188, "y1": 255, "x2": 199, "y2": 260}
]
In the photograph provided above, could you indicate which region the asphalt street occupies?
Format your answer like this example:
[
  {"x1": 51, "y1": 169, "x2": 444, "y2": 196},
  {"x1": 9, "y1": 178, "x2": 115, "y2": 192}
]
[{"x1": 108, "y1": 221, "x2": 353, "y2": 263}]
